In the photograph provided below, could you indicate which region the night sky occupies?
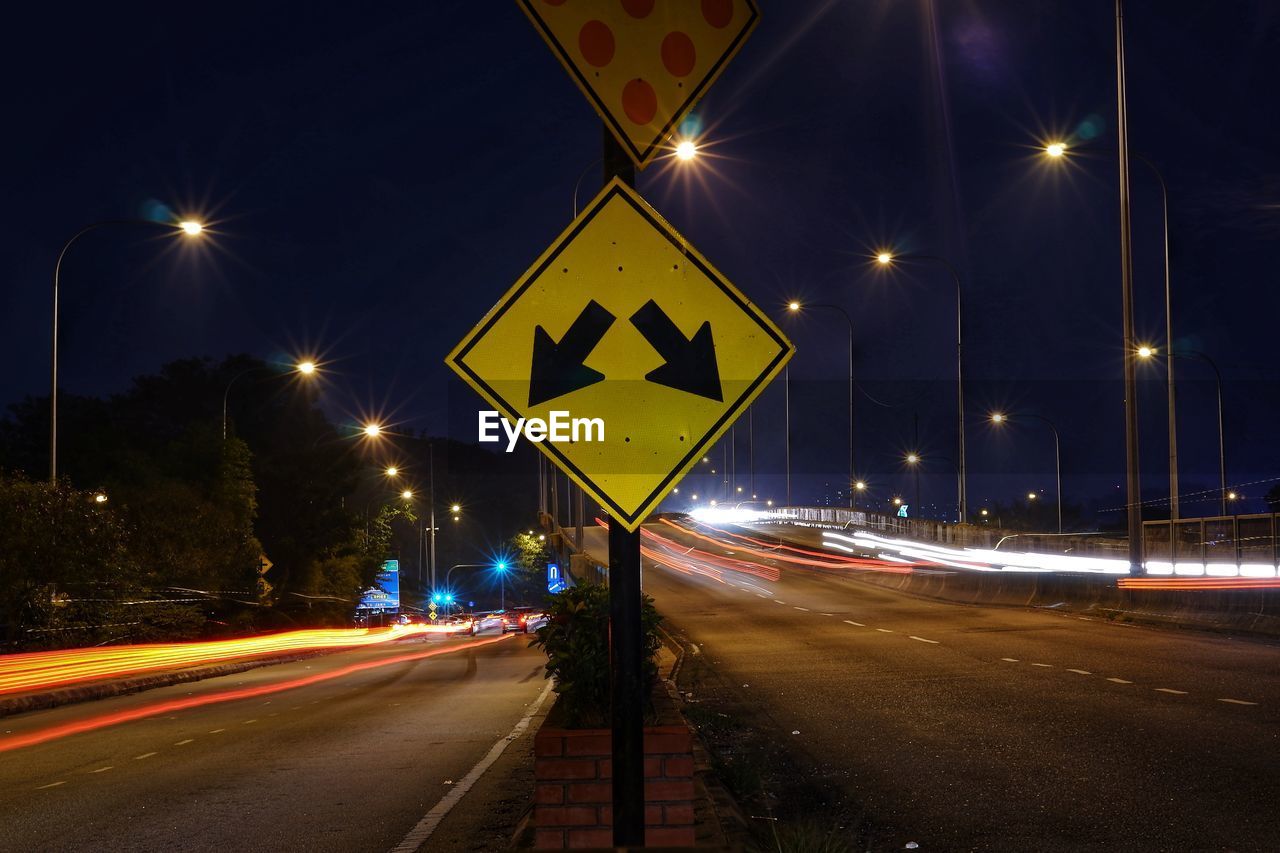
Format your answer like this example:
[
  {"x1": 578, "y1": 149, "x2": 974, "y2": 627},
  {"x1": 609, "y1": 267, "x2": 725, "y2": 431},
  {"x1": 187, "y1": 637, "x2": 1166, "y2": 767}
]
[{"x1": 4, "y1": 1, "x2": 1278, "y2": 519}]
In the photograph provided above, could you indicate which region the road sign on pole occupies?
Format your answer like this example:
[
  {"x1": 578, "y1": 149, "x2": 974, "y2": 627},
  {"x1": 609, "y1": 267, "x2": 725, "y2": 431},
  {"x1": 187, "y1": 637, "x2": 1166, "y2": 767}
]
[
  {"x1": 517, "y1": 0, "x2": 761, "y2": 168},
  {"x1": 446, "y1": 178, "x2": 792, "y2": 531}
]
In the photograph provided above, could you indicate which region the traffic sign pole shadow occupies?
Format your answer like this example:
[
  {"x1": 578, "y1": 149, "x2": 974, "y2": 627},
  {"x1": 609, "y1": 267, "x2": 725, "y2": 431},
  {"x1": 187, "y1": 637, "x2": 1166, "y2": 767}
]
[{"x1": 602, "y1": 126, "x2": 646, "y2": 848}]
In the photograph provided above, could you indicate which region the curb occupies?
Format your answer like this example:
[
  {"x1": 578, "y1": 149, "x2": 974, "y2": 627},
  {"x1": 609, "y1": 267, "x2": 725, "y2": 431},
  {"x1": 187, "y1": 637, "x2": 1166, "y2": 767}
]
[{"x1": 0, "y1": 648, "x2": 336, "y2": 718}]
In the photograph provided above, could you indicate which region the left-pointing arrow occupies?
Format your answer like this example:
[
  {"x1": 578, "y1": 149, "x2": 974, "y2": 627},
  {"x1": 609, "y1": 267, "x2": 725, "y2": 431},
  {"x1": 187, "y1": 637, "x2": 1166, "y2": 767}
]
[{"x1": 528, "y1": 300, "x2": 616, "y2": 406}]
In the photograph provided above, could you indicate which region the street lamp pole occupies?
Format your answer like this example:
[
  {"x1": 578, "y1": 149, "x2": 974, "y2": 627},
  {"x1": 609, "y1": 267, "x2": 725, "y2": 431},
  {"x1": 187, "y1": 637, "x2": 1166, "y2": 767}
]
[
  {"x1": 1150, "y1": 350, "x2": 1226, "y2": 515},
  {"x1": 787, "y1": 302, "x2": 855, "y2": 508},
  {"x1": 50, "y1": 218, "x2": 203, "y2": 481},
  {"x1": 992, "y1": 413, "x2": 1062, "y2": 534}
]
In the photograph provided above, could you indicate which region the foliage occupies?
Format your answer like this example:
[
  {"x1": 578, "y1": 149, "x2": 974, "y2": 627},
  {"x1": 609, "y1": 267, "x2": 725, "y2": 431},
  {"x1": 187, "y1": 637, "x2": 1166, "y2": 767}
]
[
  {"x1": 0, "y1": 473, "x2": 139, "y2": 647},
  {"x1": 529, "y1": 582, "x2": 662, "y2": 728},
  {"x1": 1266, "y1": 483, "x2": 1280, "y2": 513}
]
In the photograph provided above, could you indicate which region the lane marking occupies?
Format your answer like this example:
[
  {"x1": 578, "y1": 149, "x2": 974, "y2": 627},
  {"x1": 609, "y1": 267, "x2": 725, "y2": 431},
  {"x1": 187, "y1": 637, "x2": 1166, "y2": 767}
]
[
  {"x1": 908, "y1": 636, "x2": 939, "y2": 644},
  {"x1": 134, "y1": 752, "x2": 156, "y2": 760},
  {"x1": 37, "y1": 781, "x2": 65, "y2": 789},
  {"x1": 820, "y1": 613, "x2": 835, "y2": 617},
  {"x1": 793, "y1": 606, "x2": 810, "y2": 612},
  {"x1": 875, "y1": 628, "x2": 893, "y2": 634},
  {"x1": 773, "y1": 600, "x2": 786, "y2": 605},
  {"x1": 1000, "y1": 658, "x2": 1019, "y2": 662},
  {"x1": 242, "y1": 719, "x2": 257, "y2": 724},
  {"x1": 1217, "y1": 698, "x2": 1258, "y2": 706},
  {"x1": 1107, "y1": 678, "x2": 1133, "y2": 684},
  {"x1": 1031, "y1": 663, "x2": 1053, "y2": 668},
  {"x1": 1154, "y1": 688, "x2": 1188, "y2": 695},
  {"x1": 209, "y1": 729, "x2": 226, "y2": 734},
  {"x1": 391, "y1": 680, "x2": 554, "y2": 853},
  {"x1": 174, "y1": 739, "x2": 194, "y2": 746},
  {"x1": 90, "y1": 767, "x2": 112, "y2": 773},
  {"x1": 843, "y1": 620, "x2": 865, "y2": 627},
  {"x1": 1067, "y1": 669, "x2": 1092, "y2": 675},
  {"x1": 756, "y1": 594, "x2": 768, "y2": 599}
]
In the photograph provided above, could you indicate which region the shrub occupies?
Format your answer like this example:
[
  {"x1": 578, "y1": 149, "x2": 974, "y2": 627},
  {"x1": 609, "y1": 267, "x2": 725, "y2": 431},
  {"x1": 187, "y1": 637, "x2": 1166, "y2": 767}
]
[{"x1": 530, "y1": 582, "x2": 662, "y2": 728}]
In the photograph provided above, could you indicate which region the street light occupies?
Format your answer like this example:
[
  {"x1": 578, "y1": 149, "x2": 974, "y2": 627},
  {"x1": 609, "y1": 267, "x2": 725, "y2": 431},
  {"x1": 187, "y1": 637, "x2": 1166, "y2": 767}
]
[
  {"x1": 50, "y1": 217, "x2": 205, "y2": 479},
  {"x1": 385, "y1": 466, "x2": 398, "y2": 478},
  {"x1": 495, "y1": 561, "x2": 509, "y2": 611},
  {"x1": 401, "y1": 489, "x2": 414, "y2": 500},
  {"x1": 93, "y1": 492, "x2": 108, "y2": 504},
  {"x1": 1028, "y1": 492, "x2": 1038, "y2": 501},
  {"x1": 222, "y1": 358, "x2": 318, "y2": 441},
  {"x1": 786, "y1": 300, "x2": 856, "y2": 508},
  {"x1": 363, "y1": 423, "x2": 384, "y2": 438},
  {"x1": 990, "y1": 411, "x2": 1064, "y2": 533},
  {"x1": 675, "y1": 140, "x2": 698, "y2": 161},
  {"x1": 905, "y1": 453, "x2": 922, "y2": 517}
]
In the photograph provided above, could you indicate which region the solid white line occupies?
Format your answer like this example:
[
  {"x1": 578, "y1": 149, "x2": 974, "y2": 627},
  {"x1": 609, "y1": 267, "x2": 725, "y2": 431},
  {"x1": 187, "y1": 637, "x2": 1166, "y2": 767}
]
[
  {"x1": 390, "y1": 680, "x2": 554, "y2": 853},
  {"x1": 174, "y1": 739, "x2": 194, "y2": 746},
  {"x1": 1107, "y1": 678, "x2": 1133, "y2": 684},
  {"x1": 1000, "y1": 658, "x2": 1019, "y2": 662},
  {"x1": 1217, "y1": 698, "x2": 1258, "y2": 706},
  {"x1": 37, "y1": 781, "x2": 65, "y2": 790},
  {"x1": 1155, "y1": 688, "x2": 1188, "y2": 695},
  {"x1": 843, "y1": 620, "x2": 865, "y2": 627},
  {"x1": 908, "y1": 636, "x2": 939, "y2": 644},
  {"x1": 1066, "y1": 669, "x2": 1092, "y2": 675},
  {"x1": 134, "y1": 752, "x2": 156, "y2": 760}
]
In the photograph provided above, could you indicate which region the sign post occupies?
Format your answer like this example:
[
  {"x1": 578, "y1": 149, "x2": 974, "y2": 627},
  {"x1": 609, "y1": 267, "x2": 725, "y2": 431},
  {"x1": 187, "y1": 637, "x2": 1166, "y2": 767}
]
[{"x1": 448, "y1": 4, "x2": 777, "y2": 845}]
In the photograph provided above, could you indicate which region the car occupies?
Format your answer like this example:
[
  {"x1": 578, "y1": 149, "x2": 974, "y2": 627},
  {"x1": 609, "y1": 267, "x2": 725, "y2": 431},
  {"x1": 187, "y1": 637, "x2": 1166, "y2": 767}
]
[
  {"x1": 506, "y1": 606, "x2": 550, "y2": 633},
  {"x1": 468, "y1": 612, "x2": 505, "y2": 635}
]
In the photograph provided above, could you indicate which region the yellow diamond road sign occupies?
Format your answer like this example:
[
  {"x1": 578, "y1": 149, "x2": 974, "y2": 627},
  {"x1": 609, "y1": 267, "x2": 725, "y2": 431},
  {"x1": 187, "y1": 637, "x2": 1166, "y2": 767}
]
[
  {"x1": 518, "y1": 0, "x2": 761, "y2": 168},
  {"x1": 446, "y1": 179, "x2": 793, "y2": 532}
]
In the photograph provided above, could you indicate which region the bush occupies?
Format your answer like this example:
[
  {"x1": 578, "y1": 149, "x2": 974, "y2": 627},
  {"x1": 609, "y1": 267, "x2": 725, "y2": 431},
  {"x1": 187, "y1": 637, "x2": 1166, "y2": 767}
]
[{"x1": 530, "y1": 583, "x2": 662, "y2": 728}]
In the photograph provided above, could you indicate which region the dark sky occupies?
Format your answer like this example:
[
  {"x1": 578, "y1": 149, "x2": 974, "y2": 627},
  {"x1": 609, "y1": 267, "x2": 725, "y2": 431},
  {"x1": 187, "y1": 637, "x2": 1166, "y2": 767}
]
[{"x1": 4, "y1": 1, "x2": 1278, "y2": 519}]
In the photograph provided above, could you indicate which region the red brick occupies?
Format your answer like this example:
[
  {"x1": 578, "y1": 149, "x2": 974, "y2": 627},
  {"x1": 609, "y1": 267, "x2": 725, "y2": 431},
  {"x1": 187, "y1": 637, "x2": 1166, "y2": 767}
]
[
  {"x1": 646, "y1": 826, "x2": 697, "y2": 847},
  {"x1": 563, "y1": 733, "x2": 611, "y2": 756},
  {"x1": 537, "y1": 759, "x2": 598, "y2": 781},
  {"x1": 645, "y1": 779, "x2": 695, "y2": 802},
  {"x1": 663, "y1": 803, "x2": 695, "y2": 825},
  {"x1": 534, "y1": 784, "x2": 564, "y2": 805},
  {"x1": 534, "y1": 828, "x2": 565, "y2": 849},
  {"x1": 534, "y1": 735, "x2": 564, "y2": 757},
  {"x1": 567, "y1": 829, "x2": 613, "y2": 849},
  {"x1": 567, "y1": 781, "x2": 611, "y2": 804},
  {"x1": 535, "y1": 805, "x2": 599, "y2": 827},
  {"x1": 663, "y1": 756, "x2": 694, "y2": 778},
  {"x1": 644, "y1": 756, "x2": 663, "y2": 777},
  {"x1": 643, "y1": 731, "x2": 692, "y2": 753},
  {"x1": 598, "y1": 759, "x2": 611, "y2": 779}
]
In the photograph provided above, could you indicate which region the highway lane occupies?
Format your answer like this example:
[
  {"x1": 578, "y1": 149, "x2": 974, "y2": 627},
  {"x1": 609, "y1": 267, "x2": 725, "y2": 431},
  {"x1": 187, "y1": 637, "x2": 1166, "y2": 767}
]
[
  {"x1": 0, "y1": 632, "x2": 550, "y2": 853},
  {"x1": 586, "y1": 522, "x2": 1280, "y2": 850}
]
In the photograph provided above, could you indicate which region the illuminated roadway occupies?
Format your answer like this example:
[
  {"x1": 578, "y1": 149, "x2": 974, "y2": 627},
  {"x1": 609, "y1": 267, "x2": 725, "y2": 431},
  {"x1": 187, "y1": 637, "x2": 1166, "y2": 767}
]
[
  {"x1": 0, "y1": 633, "x2": 548, "y2": 852},
  {"x1": 586, "y1": 521, "x2": 1280, "y2": 851}
]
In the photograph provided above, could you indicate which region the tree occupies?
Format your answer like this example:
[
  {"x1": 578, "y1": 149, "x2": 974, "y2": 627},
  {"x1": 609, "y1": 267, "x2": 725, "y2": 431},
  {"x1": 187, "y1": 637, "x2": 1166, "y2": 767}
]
[{"x1": 1266, "y1": 483, "x2": 1280, "y2": 514}]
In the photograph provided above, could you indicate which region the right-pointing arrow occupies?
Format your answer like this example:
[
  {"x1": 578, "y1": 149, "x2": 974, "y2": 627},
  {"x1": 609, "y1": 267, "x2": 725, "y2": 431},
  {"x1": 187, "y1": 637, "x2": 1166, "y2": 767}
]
[
  {"x1": 528, "y1": 300, "x2": 616, "y2": 406},
  {"x1": 630, "y1": 299, "x2": 723, "y2": 402}
]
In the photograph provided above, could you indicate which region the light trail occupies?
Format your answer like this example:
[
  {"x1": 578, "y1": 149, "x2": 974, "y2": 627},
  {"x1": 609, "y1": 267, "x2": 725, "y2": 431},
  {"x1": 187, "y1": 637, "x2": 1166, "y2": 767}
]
[
  {"x1": 0, "y1": 634, "x2": 512, "y2": 754},
  {"x1": 0, "y1": 624, "x2": 465, "y2": 696}
]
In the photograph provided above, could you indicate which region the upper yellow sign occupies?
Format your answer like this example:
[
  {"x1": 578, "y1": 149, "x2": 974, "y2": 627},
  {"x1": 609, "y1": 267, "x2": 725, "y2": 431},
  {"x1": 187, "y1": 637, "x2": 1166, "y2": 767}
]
[
  {"x1": 446, "y1": 179, "x2": 792, "y2": 531},
  {"x1": 518, "y1": 0, "x2": 761, "y2": 168}
]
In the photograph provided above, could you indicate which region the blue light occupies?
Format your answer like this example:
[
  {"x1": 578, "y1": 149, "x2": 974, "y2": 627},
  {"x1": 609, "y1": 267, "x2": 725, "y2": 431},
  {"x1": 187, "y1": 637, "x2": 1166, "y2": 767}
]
[{"x1": 496, "y1": 561, "x2": 508, "y2": 572}]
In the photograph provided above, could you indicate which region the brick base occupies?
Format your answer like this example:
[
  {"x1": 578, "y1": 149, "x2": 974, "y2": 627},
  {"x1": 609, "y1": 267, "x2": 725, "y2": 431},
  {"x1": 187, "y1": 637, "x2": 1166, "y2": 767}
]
[{"x1": 534, "y1": 725, "x2": 697, "y2": 848}]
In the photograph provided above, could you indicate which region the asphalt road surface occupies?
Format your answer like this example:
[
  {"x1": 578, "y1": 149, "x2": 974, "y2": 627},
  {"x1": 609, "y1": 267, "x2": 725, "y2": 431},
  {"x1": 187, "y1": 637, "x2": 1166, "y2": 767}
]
[
  {"x1": 586, "y1": 522, "x2": 1280, "y2": 851},
  {"x1": 0, "y1": 632, "x2": 549, "y2": 853}
]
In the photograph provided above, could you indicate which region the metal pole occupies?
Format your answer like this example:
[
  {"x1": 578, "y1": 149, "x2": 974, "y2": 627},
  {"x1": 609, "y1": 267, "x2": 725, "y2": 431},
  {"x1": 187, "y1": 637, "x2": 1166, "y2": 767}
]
[
  {"x1": 749, "y1": 405, "x2": 754, "y2": 497},
  {"x1": 1116, "y1": 0, "x2": 1144, "y2": 574},
  {"x1": 784, "y1": 365, "x2": 791, "y2": 506},
  {"x1": 429, "y1": 443, "x2": 437, "y2": 591},
  {"x1": 1152, "y1": 162, "x2": 1178, "y2": 520},
  {"x1": 603, "y1": 125, "x2": 644, "y2": 848}
]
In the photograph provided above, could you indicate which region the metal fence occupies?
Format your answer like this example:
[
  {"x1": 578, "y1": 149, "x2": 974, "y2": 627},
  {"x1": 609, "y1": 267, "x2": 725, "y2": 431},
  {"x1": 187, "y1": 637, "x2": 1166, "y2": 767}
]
[{"x1": 1143, "y1": 513, "x2": 1279, "y2": 567}]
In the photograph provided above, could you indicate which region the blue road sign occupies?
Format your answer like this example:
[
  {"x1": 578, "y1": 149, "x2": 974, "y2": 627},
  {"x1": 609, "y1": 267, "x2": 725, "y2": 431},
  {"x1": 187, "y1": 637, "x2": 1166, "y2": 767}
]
[{"x1": 357, "y1": 559, "x2": 401, "y2": 611}]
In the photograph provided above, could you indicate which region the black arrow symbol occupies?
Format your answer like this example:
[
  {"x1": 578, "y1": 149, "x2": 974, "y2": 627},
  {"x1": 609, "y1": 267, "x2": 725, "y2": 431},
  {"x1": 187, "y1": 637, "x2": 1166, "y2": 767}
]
[
  {"x1": 629, "y1": 299, "x2": 723, "y2": 402},
  {"x1": 528, "y1": 300, "x2": 616, "y2": 406}
]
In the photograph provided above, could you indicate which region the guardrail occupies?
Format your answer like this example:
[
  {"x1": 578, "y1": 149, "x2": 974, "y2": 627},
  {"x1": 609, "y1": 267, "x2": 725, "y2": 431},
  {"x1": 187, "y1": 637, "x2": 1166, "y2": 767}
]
[
  {"x1": 1143, "y1": 513, "x2": 1279, "y2": 567},
  {"x1": 767, "y1": 506, "x2": 1127, "y2": 556}
]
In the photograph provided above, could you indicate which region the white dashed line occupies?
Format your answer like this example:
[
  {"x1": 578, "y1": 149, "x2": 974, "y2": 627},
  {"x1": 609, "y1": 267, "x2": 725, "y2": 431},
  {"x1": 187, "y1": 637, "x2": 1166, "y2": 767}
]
[
  {"x1": 773, "y1": 600, "x2": 786, "y2": 605},
  {"x1": 1067, "y1": 669, "x2": 1092, "y2": 675},
  {"x1": 209, "y1": 728, "x2": 226, "y2": 734},
  {"x1": 1031, "y1": 663, "x2": 1053, "y2": 668},
  {"x1": 843, "y1": 620, "x2": 865, "y2": 627},
  {"x1": 820, "y1": 613, "x2": 835, "y2": 617},
  {"x1": 242, "y1": 719, "x2": 257, "y2": 724},
  {"x1": 1000, "y1": 658, "x2": 1019, "y2": 662},
  {"x1": 909, "y1": 636, "x2": 939, "y2": 644},
  {"x1": 756, "y1": 594, "x2": 768, "y2": 599},
  {"x1": 1154, "y1": 688, "x2": 1188, "y2": 695},
  {"x1": 793, "y1": 606, "x2": 810, "y2": 612},
  {"x1": 90, "y1": 767, "x2": 112, "y2": 774},
  {"x1": 875, "y1": 628, "x2": 893, "y2": 633},
  {"x1": 1217, "y1": 698, "x2": 1258, "y2": 706},
  {"x1": 174, "y1": 739, "x2": 194, "y2": 746},
  {"x1": 134, "y1": 752, "x2": 156, "y2": 760},
  {"x1": 1107, "y1": 678, "x2": 1133, "y2": 684},
  {"x1": 36, "y1": 781, "x2": 65, "y2": 790}
]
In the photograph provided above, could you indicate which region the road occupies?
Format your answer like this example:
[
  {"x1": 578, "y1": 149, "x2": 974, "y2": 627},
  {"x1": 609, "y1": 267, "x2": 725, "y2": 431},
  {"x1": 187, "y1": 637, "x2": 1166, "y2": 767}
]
[
  {"x1": 585, "y1": 521, "x2": 1280, "y2": 851},
  {"x1": 0, "y1": 632, "x2": 550, "y2": 853}
]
